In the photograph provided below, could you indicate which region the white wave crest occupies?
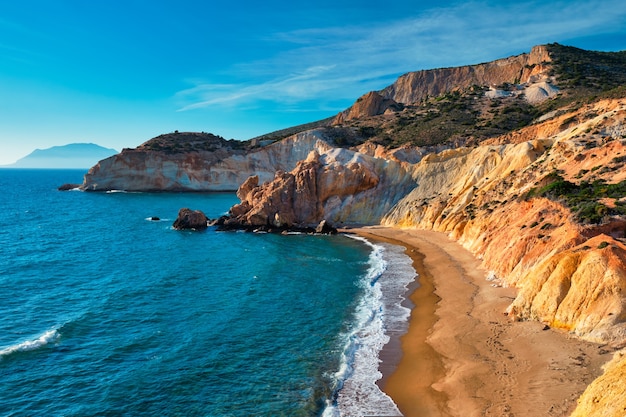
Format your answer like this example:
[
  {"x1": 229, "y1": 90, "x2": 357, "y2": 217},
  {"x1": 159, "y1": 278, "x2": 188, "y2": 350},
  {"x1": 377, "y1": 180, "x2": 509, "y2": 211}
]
[
  {"x1": 323, "y1": 236, "x2": 409, "y2": 417},
  {"x1": 0, "y1": 329, "x2": 59, "y2": 358}
]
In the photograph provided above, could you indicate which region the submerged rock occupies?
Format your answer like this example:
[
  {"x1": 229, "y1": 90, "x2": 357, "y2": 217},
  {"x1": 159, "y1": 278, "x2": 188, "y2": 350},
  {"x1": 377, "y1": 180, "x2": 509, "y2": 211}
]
[{"x1": 172, "y1": 208, "x2": 208, "y2": 230}]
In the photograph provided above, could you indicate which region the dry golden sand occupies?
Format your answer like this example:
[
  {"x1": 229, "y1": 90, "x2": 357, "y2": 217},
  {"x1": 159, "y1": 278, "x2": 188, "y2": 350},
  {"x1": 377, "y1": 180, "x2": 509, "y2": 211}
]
[{"x1": 348, "y1": 226, "x2": 610, "y2": 417}]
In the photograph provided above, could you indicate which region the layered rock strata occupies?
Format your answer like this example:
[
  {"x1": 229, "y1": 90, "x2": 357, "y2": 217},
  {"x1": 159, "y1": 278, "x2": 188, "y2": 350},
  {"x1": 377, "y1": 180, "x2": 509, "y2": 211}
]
[
  {"x1": 336, "y1": 45, "x2": 556, "y2": 122},
  {"x1": 223, "y1": 146, "x2": 417, "y2": 229},
  {"x1": 81, "y1": 131, "x2": 333, "y2": 191},
  {"x1": 382, "y1": 99, "x2": 626, "y2": 343},
  {"x1": 382, "y1": 45, "x2": 552, "y2": 104},
  {"x1": 223, "y1": 98, "x2": 626, "y2": 345}
]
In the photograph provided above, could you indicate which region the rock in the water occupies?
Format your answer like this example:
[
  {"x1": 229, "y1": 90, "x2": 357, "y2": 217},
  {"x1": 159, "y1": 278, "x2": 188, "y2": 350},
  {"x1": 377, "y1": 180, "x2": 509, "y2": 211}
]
[
  {"x1": 172, "y1": 208, "x2": 208, "y2": 230},
  {"x1": 315, "y1": 220, "x2": 337, "y2": 234},
  {"x1": 58, "y1": 183, "x2": 81, "y2": 191}
]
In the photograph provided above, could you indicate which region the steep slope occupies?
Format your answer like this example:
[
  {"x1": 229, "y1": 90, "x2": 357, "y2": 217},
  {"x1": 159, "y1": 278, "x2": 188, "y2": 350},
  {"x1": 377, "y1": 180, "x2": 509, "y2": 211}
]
[
  {"x1": 81, "y1": 131, "x2": 333, "y2": 191},
  {"x1": 224, "y1": 98, "x2": 626, "y2": 344},
  {"x1": 381, "y1": 98, "x2": 626, "y2": 342},
  {"x1": 331, "y1": 43, "x2": 626, "y2": 150},
  {"x1": 382, "y1": 45, "x2": 552, "y2": 105},
  {"x1": 335, "y1": 44, "x2": 555, "y2": 124}
]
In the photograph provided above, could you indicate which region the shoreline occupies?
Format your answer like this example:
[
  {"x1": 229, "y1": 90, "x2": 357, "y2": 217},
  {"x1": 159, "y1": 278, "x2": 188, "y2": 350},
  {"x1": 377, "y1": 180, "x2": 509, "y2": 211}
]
[{"x1": 347, "y1": 226, "x2": 609, "y2": 417}]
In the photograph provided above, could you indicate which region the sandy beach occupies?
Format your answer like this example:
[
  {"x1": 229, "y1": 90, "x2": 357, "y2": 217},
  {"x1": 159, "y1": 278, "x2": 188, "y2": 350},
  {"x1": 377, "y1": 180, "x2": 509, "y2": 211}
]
[{"x1": 348, "y1": 226, "x2": 609, "y2": 417}]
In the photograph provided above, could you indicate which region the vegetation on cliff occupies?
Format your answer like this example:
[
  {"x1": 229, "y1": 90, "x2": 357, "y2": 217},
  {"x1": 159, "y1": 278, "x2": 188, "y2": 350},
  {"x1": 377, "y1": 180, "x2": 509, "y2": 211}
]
[
  {"x1": 526, "y1": 172, "x2": 626, "y2": 224},
  {"x1": 137, "y1": 131, "x2": 249, "y2": 153},
  {"x1": 82, "y1": 43, "x2": 626, "y2": 416},
  {"x1": 280, "y1": 43, "x2": 626, "y2": 151}
]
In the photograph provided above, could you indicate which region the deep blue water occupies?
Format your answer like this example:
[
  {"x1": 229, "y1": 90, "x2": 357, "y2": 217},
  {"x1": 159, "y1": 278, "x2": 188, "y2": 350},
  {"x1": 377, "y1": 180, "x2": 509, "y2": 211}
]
[{"x1": 0, "y1": 169, "x2": 415, "y2": 416}]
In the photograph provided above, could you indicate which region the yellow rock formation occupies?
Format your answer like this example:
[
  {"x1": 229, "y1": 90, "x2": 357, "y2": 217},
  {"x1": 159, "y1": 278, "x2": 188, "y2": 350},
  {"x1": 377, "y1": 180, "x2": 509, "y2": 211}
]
[
  {"x1": 571, "y1": 350, "x2": 626, "y2": 417},
  {"x1": 382, "y1": 98, "x2": 626, "y2": 343}
]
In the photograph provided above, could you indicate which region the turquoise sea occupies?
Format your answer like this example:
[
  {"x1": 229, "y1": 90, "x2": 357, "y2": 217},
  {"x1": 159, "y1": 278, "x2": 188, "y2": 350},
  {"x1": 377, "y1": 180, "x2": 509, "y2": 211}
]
[{"x1": 0, "y1": 169, "x2": 415, "y2": 416}]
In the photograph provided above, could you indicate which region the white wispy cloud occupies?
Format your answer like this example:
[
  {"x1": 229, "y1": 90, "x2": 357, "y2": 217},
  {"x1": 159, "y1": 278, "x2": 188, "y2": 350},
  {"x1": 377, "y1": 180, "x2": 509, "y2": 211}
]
[
  {"x1": 176, "y1": 0, "x2": 626, "y2": 112},
  {"x1": 176, "y1": 65, "x2": 340, "y2": 111}
]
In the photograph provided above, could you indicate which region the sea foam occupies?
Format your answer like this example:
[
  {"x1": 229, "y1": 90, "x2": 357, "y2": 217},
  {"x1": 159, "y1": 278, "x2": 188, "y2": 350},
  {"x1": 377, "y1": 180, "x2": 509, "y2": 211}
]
[
  {"x1": 0, "y1": 328, "x2": 59, "y2": 358},
  {"x1": 323, "y1": 236, "x2": 414, "y2": 416}
]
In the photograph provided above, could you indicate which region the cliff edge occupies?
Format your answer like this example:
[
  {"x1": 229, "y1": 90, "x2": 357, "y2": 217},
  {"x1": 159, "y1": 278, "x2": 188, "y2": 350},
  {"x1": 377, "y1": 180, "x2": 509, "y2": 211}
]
[
  {"x1": 81, "y1": 131, "x2": 333, "y2": 191},
  {"x1": 78, "y1": 44, "x2": 626, "y2": 415}
]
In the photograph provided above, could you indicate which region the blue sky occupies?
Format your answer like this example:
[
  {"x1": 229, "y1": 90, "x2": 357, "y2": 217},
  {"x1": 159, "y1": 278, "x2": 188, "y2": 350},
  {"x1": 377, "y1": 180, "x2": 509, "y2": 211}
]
[{"x1": 1, "y1": 0, "x2": 626, "y2": 165}]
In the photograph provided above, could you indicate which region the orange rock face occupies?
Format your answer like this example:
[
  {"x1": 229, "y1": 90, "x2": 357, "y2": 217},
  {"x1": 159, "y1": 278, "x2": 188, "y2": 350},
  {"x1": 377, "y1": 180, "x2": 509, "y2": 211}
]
[
  {"x1": 382, "y1": 98, "x2": 626, "y2": 343},
  {"x1": 336, "y1": 45, "x2": 555, "y2": 122},
  {"x1": 228, "y1": 149, "x2": 409, "y2": 228},
  {"x1": 570, "y1": 350, "x2": 626, "y2": 417}
]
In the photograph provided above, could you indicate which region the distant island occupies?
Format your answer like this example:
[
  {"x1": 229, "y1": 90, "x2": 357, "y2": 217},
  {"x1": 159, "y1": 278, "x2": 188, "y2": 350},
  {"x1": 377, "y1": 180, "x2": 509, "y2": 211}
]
[{"x1": 3, "y1": 143, "x2": 118, "y2": 169}]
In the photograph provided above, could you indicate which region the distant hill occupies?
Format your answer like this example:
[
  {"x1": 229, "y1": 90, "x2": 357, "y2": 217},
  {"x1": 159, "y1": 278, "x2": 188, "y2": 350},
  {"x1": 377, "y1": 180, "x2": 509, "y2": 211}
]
[{"x1": 5, "y1": 143, "x2": 118, "y2": 169}]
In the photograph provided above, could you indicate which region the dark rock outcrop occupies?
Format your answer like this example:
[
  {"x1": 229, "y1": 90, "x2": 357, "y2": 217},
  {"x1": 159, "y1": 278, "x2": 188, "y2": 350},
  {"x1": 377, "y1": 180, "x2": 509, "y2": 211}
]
[
  {"x1": 315, "y1": 220, "x2": 337, "y2": 234},
  {"x1": 172, "y1": 208, "x2": 208, "y2": 230},
  {"x1": 58, "y1": 183, "x2": 81, "y2": 191}
]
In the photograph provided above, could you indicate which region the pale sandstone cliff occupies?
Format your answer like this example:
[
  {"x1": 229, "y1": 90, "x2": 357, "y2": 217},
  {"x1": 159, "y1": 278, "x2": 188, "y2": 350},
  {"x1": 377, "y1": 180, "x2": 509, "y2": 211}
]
[
  {"x1": 226, "y1": 146, "x2": 417, "y2": 227},
  {"x1": 383, "y1": 45, "x2": 552, "y2": 104},
  {"x1": 81, "y1": 131, "x2": 333, "y2": 191}
]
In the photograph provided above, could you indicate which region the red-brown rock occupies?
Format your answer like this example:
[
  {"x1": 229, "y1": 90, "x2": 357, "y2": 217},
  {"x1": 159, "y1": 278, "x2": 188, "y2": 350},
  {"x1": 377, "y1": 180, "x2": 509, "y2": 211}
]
[{"x1": 172, "y1": 208, "x2": 208, "y2": 230}]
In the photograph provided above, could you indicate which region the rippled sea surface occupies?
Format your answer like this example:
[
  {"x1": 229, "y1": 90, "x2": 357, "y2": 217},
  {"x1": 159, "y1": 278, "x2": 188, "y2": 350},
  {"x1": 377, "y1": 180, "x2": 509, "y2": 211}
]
[{"x1": 0, "y1": 169, "x2": 414, "y2": 416}]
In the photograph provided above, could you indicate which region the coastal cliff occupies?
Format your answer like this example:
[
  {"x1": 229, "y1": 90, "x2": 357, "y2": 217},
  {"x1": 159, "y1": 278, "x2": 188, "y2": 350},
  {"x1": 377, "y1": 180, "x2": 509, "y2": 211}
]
[
  {"x1": 81, "y1": 131, "x2": 333, "y2": 191},
  {"x1": 380, "y1": 98, "x2": 626, "y2": 343},
  {"x1": 227, "y1": 98, "x2": 626, "y2": 345},
  {"x1": 80, "y1": 44, "x2": 626, "y2": 415},
  {"x1": 335, "y1": 44, "x2": 556, "y2": 123},
  {"x1": 80, "y1": 45, "x2": 626, "y2": 345}
]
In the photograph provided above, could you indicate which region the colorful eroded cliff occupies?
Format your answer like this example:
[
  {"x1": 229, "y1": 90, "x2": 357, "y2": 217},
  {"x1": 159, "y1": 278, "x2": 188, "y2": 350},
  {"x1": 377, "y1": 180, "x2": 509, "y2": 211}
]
[{"x1": 79, "y1": 44, "x2": 626, "y2": 416}]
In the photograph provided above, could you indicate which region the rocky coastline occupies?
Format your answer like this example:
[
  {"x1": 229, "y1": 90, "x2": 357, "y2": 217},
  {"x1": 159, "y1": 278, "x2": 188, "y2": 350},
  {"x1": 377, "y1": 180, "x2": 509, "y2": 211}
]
[{"x1": 70, "y1": 44, "x2": 626, "y2": 416}]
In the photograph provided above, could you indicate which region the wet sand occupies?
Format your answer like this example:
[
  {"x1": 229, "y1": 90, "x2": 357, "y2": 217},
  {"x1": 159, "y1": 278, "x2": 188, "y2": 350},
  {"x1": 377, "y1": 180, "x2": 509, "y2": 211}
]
[{"x1": 348, "y1": 226, "x2": 609, "y2": 417}]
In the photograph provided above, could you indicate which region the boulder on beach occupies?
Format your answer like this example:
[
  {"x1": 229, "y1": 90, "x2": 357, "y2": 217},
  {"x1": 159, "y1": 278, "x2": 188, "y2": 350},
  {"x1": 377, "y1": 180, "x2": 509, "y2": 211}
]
[{"x1": 172, "y1": 208, "x2": 208, "y2": 230}]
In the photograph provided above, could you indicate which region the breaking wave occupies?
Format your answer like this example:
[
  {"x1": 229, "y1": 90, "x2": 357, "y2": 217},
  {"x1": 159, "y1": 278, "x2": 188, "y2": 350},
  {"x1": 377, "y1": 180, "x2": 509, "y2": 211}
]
[
  {"x1": 0, "y1": 328, "x2": 60, "y2": 358},
  {"x1": 323, "y1": 236, "x2": 414, "y2": 417}
]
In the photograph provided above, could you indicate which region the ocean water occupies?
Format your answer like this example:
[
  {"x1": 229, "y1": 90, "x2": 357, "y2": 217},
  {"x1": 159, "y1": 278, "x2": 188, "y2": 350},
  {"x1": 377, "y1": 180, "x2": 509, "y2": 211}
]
[{"x1": 0, "y1": 169, "x2": 416, "y2": 416}]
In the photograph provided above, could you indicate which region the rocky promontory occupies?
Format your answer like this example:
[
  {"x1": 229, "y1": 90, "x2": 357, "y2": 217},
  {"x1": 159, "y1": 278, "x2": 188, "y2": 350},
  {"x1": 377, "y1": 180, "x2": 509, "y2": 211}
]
[
  {"x1": 78, "y1": 43, "x2": 626, "y2": 416},
  {"x1": 222, "y1": 146, "x2": 416, "y2": 229},
  {"x1": 80, "y1": 131, "x2": 334, "y2": 192}
]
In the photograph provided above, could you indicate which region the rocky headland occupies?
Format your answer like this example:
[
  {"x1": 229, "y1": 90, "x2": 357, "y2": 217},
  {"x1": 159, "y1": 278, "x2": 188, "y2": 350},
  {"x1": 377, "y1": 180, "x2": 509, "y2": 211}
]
[{"x1": 78, "y1": 43, "x2": 626, "y2": 416}]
